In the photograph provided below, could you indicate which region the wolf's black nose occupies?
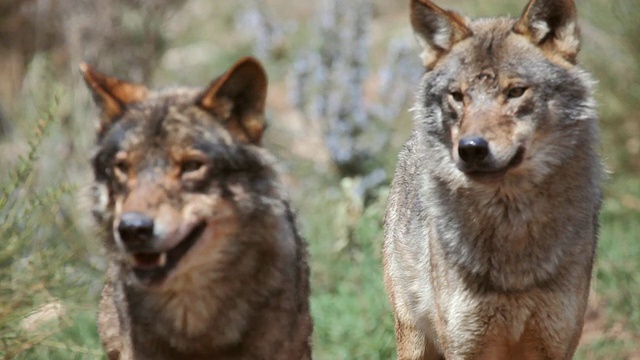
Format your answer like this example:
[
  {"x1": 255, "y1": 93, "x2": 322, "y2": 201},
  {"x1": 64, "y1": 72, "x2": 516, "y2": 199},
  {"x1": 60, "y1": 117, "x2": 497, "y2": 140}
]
[
  {"x1": 118, "y1": 212, "x2": 154, "y2": 246},
  {"x1": 458, "y1": 136, "x2": 489, "y2": 164}
]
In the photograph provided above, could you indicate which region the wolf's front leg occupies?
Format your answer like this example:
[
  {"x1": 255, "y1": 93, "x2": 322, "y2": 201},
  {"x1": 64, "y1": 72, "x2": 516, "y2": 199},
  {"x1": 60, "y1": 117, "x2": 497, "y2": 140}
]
[{"x1": 394, "y1": 316, "x2": 442, "y2": 360}]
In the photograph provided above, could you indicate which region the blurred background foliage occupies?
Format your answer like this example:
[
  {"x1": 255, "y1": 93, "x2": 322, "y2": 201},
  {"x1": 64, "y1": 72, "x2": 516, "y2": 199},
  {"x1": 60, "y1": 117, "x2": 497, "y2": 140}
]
[{"x1": 0, "y1": 0, "x2": 638, "y2": 358}]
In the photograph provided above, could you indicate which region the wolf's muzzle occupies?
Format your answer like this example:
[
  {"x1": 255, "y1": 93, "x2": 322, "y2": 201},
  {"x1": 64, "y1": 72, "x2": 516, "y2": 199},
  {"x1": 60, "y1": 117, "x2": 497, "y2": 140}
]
[{"x1": 457, "y1": 136, "x2": 526, "y2": 181}]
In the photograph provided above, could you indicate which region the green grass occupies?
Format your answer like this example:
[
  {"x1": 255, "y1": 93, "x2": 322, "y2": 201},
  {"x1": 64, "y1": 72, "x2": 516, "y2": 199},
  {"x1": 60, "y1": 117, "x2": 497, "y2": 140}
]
[
  {"x1": 577, "y1": 339, "x2": 638, "y2": 360},
  {"x1": 596, "y1": 177, "x2": 640, "y2": 332},
  {"x1": 575, "y1": 176, "x2": 640, "y2": 359},
  {"x1": 302, "y1": 184, "x2": 396, "y2": 359}
]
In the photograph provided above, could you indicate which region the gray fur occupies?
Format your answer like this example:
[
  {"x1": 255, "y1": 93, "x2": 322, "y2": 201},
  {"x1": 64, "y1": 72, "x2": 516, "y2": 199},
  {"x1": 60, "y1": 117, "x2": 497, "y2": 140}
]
[{"x1": 384, "y1": 1, "x2": 602, "y2": 358}]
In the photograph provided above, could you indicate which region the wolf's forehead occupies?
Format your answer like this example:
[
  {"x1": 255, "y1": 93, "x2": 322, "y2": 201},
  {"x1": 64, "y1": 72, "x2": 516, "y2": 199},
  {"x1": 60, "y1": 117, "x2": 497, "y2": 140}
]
[
  {"x1": 100, "y1": 112, "x2": 229, "y2": 160},
  {"x1": 151, "y1": 87, "x2": 201, "y2": 103},
  {"x1": 469, "y1": 17, "x2": 515, "y2": 37},
  {"x1": 124, "y1": 90, "x2": 233, "y2": 145},
  {"x1": 446, "y1": 22, "x2": 542, "y2": 82}
]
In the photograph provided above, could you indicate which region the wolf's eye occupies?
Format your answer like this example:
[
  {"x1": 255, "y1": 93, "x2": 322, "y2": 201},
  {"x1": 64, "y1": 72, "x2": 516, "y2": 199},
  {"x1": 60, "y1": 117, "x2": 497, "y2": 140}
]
[
  {"x1": 178, "y1": 152, "x2": 209, "y2": 185},
  {"x1": 113, "y1": 160, "x2": 129, "y2": 182},
  {"x1": 112, "y1": 153, "x2": 129, "y2": 181},
  {"x1": 114, "y1": 161, "x2": 129, "y2": 174},
  {"x1": 449, "y1": 91, "x2": 464, "y2": 103},
  {"x1": 181, "y1": 159, "x2": 205, "y2": 175},
  {"x1": 507, "y1": 86, "x2": 527, "y2": 99}
]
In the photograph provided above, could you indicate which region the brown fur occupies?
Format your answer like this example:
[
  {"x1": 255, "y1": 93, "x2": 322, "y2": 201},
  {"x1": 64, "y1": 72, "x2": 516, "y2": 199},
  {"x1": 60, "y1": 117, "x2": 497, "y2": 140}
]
[
  {"x1": 81, "y1": 57, "x2": 312, "y2": 359},
  {"x1": 383, "y1": 0, "x2": 602, "y2": 359}
]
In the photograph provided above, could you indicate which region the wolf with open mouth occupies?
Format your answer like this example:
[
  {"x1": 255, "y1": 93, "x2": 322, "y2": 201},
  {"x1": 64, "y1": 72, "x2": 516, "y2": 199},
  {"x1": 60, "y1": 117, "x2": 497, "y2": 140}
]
[{"x1": 82, "y1": 57, "x2": 312, "y2": 359}]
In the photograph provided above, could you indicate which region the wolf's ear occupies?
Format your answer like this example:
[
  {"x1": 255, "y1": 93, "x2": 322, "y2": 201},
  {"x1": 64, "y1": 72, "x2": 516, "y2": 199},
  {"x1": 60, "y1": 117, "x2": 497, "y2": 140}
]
[
  {"x1": 79, "y1": 63, "x2": 149, "y2": 135},
  {"x1": 513, "y1": 0, "x2": 579, "y2": 63},
  {"x1": 410, "y1": 0, "x2": 472, "y2": 69},
  {"x1": 197, "y1": 57, "x2": 268, "y2": 145}
]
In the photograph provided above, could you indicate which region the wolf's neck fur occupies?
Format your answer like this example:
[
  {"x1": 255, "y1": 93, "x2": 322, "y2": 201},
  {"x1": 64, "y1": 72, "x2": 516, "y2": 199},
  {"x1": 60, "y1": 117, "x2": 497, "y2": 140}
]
[
  {"x1": 122, "y1": 261, "x2": 282, "y2": 356},
  {"x1": 428, "y1": 134, "x2": 601, "y2": 292},
  {"x1": 123, "y1": 270, "x2": 243, "y2": 354},
  {"x1": 149, "y1": 271, "x2": 228, "y2": 338}
]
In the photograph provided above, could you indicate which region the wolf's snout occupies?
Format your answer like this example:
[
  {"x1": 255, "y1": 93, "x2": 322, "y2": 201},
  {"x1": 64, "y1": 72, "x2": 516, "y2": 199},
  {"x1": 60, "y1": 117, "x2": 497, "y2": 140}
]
[
  {"x1": 458, "y1": 136, "x2": 489, "y2": 164},
  {"x1": 118, "y1": 212, "x2": 154, "y2": 247}
]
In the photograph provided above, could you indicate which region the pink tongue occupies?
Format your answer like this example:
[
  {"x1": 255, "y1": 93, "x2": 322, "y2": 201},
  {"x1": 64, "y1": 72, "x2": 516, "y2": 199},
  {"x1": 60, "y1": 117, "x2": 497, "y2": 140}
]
[{"x1": 133, "y1": 253, "x2": 162, "y2": 268}]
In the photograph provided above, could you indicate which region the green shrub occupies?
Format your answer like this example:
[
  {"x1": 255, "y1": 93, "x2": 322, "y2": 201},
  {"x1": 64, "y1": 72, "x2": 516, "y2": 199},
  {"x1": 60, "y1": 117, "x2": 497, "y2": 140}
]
[{"x1": 0, "y1": 99, "x2": 101, "y2": 359}]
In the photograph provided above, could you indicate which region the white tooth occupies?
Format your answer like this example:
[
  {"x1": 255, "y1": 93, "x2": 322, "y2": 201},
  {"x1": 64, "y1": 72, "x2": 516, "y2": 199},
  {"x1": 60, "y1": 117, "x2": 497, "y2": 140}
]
[{"x1": 158, "y1": 252, "x2": 167, "y2": 267}]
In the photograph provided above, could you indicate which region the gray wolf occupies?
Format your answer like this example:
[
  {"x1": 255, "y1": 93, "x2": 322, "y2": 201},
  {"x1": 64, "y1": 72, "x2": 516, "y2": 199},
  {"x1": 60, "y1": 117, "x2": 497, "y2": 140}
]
[
  {"x1": 81, "y1": 57, "x2": 312, "y2": 359},
  {"x1": 383, "y1": 0, "x2": 603, "y2": 358}
]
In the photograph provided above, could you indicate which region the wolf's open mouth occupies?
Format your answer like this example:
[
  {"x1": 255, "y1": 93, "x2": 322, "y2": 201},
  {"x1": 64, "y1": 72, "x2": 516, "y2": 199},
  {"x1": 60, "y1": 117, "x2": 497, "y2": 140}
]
[
  {"x1": 465, "y1": 147, "x2": 526, "y2": 181},
  {"x1": 131, "y1": 221, "x2": 207, "y2": 285}
]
